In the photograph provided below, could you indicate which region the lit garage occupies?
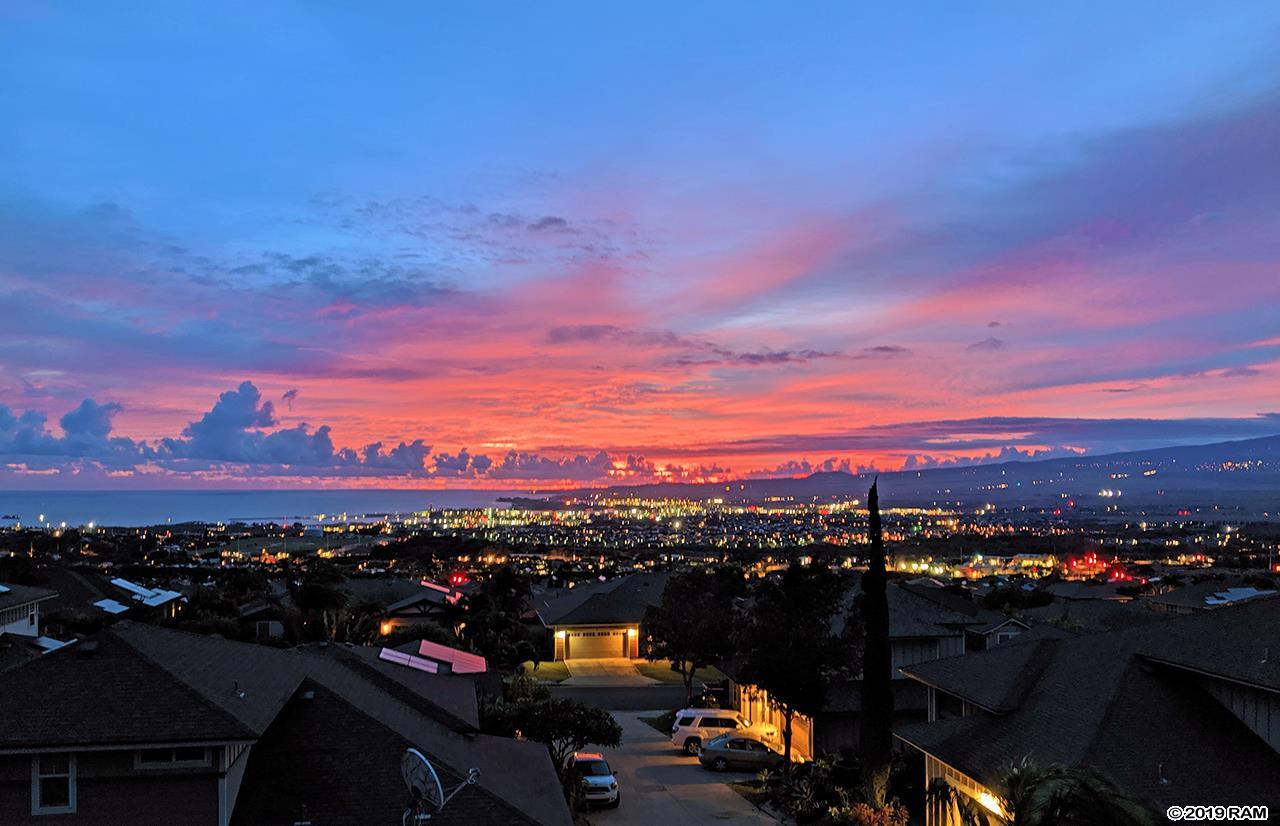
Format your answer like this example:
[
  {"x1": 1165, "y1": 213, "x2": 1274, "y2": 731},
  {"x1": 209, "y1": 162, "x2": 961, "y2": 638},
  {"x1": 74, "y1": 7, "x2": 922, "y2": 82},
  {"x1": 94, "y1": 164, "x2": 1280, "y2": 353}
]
[
  {"x1": 538, "y1": 573, "x2": 670, "y2": 661},
  {"x1": 564, "y1": 628, "x2": 628, "y2": 659}
]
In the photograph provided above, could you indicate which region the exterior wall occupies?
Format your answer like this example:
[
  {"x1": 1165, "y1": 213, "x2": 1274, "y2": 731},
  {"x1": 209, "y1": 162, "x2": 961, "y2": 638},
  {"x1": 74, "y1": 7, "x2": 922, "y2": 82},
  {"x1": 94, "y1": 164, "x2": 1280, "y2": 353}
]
[
  {"x1": 218, "y1": 744, "x2": 251, "y2": 826},
  {"x1": 922, "y1": 752, "x2": 1006, "y2": 826},
  {"x1": 1200, "y1": 677, "x2": 1280, "y2": 752},
  {"x1": 0, "y1": 602, "x2": 39, "y2": 637},
  {"x1": 892, "y1": 638, "x2": 951, "y2": 675},
  {"x1": 0, "y1": 750, "x2": 220, "y2": 826},
  {"x1": 734, "y1": 682, "x2": 814, "y2": 760}
]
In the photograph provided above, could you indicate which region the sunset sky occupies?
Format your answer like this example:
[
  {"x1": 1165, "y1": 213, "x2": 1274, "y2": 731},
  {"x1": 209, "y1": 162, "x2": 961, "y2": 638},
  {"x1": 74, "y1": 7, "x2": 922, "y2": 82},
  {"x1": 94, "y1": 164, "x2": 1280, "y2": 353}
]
[{"x1": 2, "y1": 2, "x2": 1279, "y2": 488}]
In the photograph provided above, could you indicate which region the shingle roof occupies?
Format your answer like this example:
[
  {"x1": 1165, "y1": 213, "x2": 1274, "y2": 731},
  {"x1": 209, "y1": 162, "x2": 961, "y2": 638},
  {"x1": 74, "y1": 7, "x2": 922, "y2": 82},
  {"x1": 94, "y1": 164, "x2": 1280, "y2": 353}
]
[
  {"x1": 548, "y1": 573, "x2": 670, "y2": 626},
  {"x1": 0, "y1": 631, "x2": 255, "y2": 747},
  {"x1": 896, "y1": 598, "x2": 1280, "y2": 812},
  {"x1": 1146, "y1": 581, "x2": 1279, "y2": 611},
  {"x1": 0, "y1": 622, "x2": 570, "y2": 826},
  {"x1": 0, "y1": 581, "x2": 57, "y2": 612},
  {"x1": 230, "y1": 681, "x2": 553, "y2": 826},
  {"x1": 533, "y1": 577, "x2": 619, "y2": 625},
  {"x1": 1020, "y1": 597, "x2": 1167, "y2": 632}
]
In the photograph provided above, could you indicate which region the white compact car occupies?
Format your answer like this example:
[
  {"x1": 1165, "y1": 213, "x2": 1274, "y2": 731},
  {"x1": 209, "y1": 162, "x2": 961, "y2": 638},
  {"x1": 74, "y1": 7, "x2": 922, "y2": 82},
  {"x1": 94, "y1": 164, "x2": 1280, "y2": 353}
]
[
  {"x1": 670, "y1": 708, "x2": 752, "y2": 755},
  {"x1": 568, "y1": 752, "x2": 620, "y2": 808}
]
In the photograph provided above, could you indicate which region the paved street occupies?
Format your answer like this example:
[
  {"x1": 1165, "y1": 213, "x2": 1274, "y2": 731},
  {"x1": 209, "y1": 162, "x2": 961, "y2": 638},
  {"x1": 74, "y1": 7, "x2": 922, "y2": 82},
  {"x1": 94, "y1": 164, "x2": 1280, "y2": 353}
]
[
  {"x1": 562, "y1": 658, "x2": 660, "y2": 686},
  {"x1": 550, "y1": 685, "x2": 687, "y2": 710},
  {"x1": 586, "y1": 711, "x2": 782, "y2": 825}
]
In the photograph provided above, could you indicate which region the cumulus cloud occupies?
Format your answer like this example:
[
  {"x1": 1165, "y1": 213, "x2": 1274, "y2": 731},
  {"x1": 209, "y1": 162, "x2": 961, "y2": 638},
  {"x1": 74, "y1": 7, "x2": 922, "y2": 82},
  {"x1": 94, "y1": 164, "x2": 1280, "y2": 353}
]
[
  {"x1": 966, "y1": 337, "x2": 1006, "y2": 352},
  {"x1": 282, "y1": 388, "x2": 299, "y2": 409},
  {"x1": 902, "y1": 445, "x2": 1086, "y2": 470},
  {"x1": 431, "y1": 448, "x2": 494, "y2": 477},
  {"x1": 747, "y1": 457, "x2": 861, "y2": 478},
  {"x1": 0, "y1": 399, "x2": 150, "y2": 466}
]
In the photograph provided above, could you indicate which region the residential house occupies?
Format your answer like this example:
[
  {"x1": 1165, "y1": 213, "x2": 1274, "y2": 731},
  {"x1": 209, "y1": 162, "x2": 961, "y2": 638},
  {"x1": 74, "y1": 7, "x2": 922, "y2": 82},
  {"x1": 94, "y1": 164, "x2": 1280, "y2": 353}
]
[
  {"x1": 93, "y1": 577, "x2": 187, "y2": 621},
  {"x1": 727, "y1": 580, "x2": 980, "y2": 760},
  {"x1": 537, "y1": 573, "x2": 669, "y2": 660},
  {"x1": 1145, "y1": 581, "x2": 1279, "y2": 614},
  {"x1": 0, "y1": 583, "x2": 65, "y2": 671},
  {"x1": 344, "y1": 577, "x2": 470, "y2": 632},
  {"x1": 898, "y1": 582, "x2": 1031, "y2": 650},
  {"x1": 0, "y1": 583, "x2": 56, "y2": 639},
  {"x1": 895, "y1": 598, "x2": 1280, "y2": 824},
  {"x1": 0, "y1": 621, "x2": 571, "y2": 825}
]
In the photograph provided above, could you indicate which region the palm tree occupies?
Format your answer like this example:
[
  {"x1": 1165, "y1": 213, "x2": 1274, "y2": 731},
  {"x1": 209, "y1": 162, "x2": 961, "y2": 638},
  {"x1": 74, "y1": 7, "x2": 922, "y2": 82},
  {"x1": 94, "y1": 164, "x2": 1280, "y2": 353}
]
[{"x1": 926, "y1": 758, "x2": 1153, "y2": 826}]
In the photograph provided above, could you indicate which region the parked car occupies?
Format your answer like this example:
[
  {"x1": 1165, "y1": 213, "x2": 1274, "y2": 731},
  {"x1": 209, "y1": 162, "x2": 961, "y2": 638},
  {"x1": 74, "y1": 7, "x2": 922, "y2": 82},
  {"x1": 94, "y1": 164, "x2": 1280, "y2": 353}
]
[
  {"x1": 698, "y1": 733, "x2": 785, "y2": 772},
  {"x1": 567, "y1": 752, "x2": 620, "y2": 808},
  {"x1": 670, "y1": 707, "x2": 752, "y2": 755}
]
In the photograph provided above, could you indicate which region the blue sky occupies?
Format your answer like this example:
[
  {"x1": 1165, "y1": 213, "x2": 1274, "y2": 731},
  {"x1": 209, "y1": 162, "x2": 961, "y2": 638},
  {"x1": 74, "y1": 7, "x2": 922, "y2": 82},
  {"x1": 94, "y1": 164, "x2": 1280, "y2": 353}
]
[{"x1": 1, "y1": 2, "x2": 1278, "y2": 487}]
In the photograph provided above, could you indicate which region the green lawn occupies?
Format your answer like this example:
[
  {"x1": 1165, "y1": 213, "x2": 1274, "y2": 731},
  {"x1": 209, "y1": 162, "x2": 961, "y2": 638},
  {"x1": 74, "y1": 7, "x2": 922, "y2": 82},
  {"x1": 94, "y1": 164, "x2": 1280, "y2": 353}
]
[
  {"x1": 634, "y1": 660, "x2": 727, "y2": 684},
  {"x1": 519, "y1": 660, "x2": 570, "y2": 683},
  {"x1": 638, "y1": 709, "x2": 678, "y2": 735}
]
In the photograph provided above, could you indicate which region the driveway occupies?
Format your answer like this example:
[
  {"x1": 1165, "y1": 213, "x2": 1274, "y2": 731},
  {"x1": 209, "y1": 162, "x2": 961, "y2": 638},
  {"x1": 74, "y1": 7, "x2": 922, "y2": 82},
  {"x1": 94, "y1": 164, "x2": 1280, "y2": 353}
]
[
  {"x1": 562, "y1": 658, "x2": 659, "y2": 687},
  {"x1": 587, "y1": 711, "x2": 782, "y2": 825}
]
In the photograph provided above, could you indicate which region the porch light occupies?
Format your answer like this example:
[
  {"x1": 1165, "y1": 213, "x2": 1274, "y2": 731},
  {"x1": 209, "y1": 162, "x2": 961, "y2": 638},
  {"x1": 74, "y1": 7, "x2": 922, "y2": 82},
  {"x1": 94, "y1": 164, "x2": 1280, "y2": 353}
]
[
  {"x1": 555, "y1": 630, "x2": 566, "y2": 639},
  {"x1": 977, "y1": 791, "x2": 1005, "y2": 818}
]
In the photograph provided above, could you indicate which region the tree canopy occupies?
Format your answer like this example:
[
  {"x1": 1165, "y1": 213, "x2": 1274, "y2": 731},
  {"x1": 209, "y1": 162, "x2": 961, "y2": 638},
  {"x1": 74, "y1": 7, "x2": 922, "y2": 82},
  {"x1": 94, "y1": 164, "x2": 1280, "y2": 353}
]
[
  {"x1": 642, "y1": 566, "x2": 744, "y2": 705},
  {"x1": 735, "y1": 562, "x2": 855, "y2": 775}
]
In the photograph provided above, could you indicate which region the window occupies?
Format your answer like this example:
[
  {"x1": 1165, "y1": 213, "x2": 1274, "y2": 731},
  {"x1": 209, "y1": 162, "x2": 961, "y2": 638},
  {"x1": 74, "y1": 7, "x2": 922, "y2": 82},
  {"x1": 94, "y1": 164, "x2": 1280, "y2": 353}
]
[
  {"x1": 135, "y1": 746, "x2": 211, "y2": 768},
  {"x1": 32, "y1": 754, "x2": 75, "y2": 815},
  {"x1": 677, "y1": 717, "x2": 695, "y2": 727}
]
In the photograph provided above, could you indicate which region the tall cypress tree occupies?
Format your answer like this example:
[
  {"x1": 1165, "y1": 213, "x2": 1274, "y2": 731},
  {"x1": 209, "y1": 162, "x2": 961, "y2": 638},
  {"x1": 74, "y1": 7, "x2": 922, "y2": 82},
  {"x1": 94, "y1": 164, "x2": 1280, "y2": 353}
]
[{"x1": 859, "y1": 479, "x2": 894, "y2": 806}]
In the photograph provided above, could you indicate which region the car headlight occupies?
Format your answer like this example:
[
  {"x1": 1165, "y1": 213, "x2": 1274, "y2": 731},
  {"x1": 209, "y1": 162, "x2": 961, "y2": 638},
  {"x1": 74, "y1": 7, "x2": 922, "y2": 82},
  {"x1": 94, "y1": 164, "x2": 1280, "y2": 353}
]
[{"x1": 610, "y1": 782, "x2": 618, "y2": 790}]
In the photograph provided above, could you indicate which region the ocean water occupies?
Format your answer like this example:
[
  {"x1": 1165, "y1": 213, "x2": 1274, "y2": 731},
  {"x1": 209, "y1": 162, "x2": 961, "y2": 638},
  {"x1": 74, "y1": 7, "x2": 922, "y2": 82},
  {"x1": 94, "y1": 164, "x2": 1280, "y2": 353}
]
[{"x1": 0, "y1": 489, "x2": 521, "y2": 528}]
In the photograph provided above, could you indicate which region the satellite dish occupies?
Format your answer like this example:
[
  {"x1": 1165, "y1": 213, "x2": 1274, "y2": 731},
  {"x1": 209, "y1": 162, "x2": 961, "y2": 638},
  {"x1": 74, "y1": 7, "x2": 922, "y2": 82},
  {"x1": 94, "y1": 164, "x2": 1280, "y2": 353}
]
[
  {"x1": 401, "y1": 748, "x2": 480, "y2": 824},
  {"x1": 402, "y1": 748, "x2": 445, "y2": 811}
]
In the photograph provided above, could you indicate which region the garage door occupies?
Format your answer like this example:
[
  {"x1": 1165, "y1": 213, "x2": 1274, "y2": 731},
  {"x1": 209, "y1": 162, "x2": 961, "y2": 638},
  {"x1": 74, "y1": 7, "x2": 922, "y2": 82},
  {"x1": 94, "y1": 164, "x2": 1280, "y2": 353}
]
[{"x1": 567, "y1": 629, "x2": 624, "y2": 659}]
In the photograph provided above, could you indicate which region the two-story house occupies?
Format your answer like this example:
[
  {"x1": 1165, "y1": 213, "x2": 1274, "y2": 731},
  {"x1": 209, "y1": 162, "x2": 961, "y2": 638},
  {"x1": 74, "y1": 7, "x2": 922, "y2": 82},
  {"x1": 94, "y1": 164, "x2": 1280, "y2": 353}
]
[
  {"x1": 726, "y1": 579, "x2": 982, "y2": 760},
  {"x1": 0, "y1": 621, "x2": 571, "y2": 825},
  {"x1": 895, "y1": 597, "x2": 1280, "y2": 824}
]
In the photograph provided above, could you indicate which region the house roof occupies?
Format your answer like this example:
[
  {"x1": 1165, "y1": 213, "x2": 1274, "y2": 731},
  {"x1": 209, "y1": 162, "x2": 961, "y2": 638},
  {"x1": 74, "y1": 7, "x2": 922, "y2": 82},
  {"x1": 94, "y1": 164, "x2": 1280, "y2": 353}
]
[
  {"x1": 1146, "y1": 581, "x2": 1279, "y2": 611},
  {"x1": 1020, "y1": 597, "x2": 1167, "y2": 633},
  {"x1": 533, "y1": 576, "x2": 633, "y2": 625},
  {"x1": 896, "y1": 582, "x2": 1025, "y2": 634},
  {"x1": 0, "y1": 630, "x2": 257, "y2": 747},
  {"x1": 230, "y1": 681, "x2": 554, "y2": 826},
  {"x1": 343, "y1": 577, "x2": 443, "y2": 610},
  {"x1": 1044, "y1": 580, "x2": 1131, "y2": 601},
  {"x1": 830, "y1": 579, "x2": 976, "y2": 638},
  {"x1": 896, "y1": 598, "x2": 1280, "y2": 811},
  {"x1": 390, "y1": 639, "x2": 488, "y2": 674},
  {"x1": 545, "y1": 573, "x2": 670, "y2": 627},
  {"x1": 0, "y1": 581, "x2": 57, "y2": 612},
  {"x1": 0, "y1": 622, "x2": 569, "y2": 826}
]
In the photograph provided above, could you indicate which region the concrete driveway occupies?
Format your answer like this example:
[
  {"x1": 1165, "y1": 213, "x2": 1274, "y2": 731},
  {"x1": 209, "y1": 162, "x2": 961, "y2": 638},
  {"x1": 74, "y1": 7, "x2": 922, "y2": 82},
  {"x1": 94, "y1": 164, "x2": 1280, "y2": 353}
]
[
  {"x1": 586, "y1": 711, "x2": 782, "y2": 825},
  {"x1": 562, "y1": 658, "x2": 659, "y2": 687}
]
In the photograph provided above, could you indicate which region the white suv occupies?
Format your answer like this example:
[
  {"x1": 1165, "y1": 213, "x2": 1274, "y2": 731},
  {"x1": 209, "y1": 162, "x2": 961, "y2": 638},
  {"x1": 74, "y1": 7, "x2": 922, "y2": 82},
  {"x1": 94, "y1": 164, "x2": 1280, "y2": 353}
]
[{"x1": 670, "y1": 708, "x2": 751, "y2": 755}]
